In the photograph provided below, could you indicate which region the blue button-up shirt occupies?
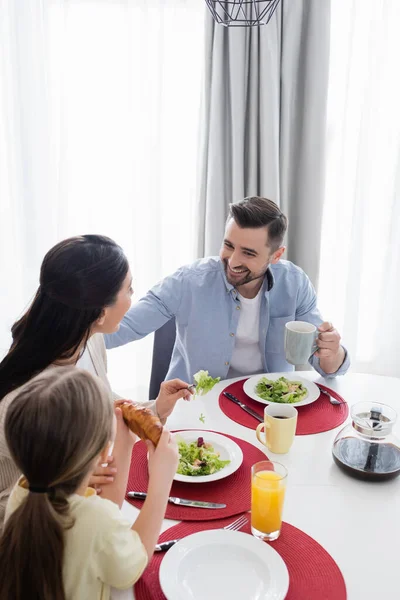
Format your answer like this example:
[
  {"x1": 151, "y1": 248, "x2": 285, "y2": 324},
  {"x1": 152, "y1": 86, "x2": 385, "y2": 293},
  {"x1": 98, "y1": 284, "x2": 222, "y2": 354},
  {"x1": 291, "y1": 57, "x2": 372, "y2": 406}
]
[{"x1": 105, "y1": 257, "x2": 350, "y2": 381}]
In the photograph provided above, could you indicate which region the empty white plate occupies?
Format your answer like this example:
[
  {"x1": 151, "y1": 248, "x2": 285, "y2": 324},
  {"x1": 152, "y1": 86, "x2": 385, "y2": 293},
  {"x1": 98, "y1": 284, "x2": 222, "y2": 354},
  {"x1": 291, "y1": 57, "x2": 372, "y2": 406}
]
[
  {"x1": 243, "y1": 372, "x2": 320, "y2": 407},
  {"x1": 159, "y1": 529, "x2": 289, "y2": 600},
  {"x1": 172, "y1": 430, "x2": 243, "y2": 483}
]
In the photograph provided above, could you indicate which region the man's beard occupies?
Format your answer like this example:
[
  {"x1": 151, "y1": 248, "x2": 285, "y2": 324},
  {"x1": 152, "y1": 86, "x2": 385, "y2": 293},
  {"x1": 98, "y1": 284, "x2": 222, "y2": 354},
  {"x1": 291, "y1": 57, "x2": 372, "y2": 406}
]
[{"x1": 223, "y1": 259, "x2": 269, "y2": 288}]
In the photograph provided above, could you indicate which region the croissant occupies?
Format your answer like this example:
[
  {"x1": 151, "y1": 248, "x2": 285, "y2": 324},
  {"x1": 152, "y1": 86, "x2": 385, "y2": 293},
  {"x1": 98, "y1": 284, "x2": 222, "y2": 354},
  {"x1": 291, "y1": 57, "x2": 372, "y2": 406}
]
[{"x1": 121, "y1": 403, "x2": 163, "y2": 447}]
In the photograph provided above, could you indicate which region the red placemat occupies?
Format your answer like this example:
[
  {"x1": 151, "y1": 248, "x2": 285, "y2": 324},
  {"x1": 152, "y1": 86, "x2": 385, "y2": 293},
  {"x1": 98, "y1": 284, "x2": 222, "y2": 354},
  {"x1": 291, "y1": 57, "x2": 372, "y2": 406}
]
[
  {"x1": 135, "y1": 514, "x2": 346, "y2": 600},
  {"x1": 219, "y1": 380, "x2": 349, "y2": 435},
  {"x1": 126, "y1": 431, "x2": 267, "y2": 521}
]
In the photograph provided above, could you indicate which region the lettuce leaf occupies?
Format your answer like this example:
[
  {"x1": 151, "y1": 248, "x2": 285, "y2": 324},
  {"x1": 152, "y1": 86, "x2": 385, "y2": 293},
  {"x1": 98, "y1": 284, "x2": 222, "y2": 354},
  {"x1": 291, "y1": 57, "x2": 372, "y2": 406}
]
[{"x1": 193, "y1": 370, "x2": 220, "y2": 395}]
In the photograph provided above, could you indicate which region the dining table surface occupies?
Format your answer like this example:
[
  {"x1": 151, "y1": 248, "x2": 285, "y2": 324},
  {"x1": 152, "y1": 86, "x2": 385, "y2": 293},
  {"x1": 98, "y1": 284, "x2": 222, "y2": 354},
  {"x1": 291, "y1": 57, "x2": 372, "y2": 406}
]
[{"x1": 112, "y1": 371, "x2": 400, "y2": 600}]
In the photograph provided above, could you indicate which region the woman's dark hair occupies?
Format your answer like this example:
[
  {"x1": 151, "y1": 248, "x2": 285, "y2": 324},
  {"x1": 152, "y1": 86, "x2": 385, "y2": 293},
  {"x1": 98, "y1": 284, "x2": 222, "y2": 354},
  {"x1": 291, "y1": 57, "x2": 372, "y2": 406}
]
[
  {"x1": 0, "y1": 234, "x2": 129, "y2": 400},
  {"x1": 229, "y1": 197, "x2": 288, "y2": 251},
  {"x1": 0, "y1": 367, "x2": 113, "y2": 600}
]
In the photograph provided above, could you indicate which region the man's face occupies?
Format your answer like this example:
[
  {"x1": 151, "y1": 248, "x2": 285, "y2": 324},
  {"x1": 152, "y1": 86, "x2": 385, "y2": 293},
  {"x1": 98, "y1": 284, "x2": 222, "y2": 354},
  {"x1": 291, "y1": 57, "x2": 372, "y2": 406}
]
[{"x1": 219, "y1": 219, "x2": 283, "y2": 287}]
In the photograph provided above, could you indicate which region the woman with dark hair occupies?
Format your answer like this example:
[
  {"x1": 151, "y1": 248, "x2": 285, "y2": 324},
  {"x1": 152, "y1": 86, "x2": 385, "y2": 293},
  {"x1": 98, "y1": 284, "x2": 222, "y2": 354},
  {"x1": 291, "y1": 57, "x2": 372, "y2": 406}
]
[{"x1": 0, "y1": 234, "x2": 191, "y2": 529}]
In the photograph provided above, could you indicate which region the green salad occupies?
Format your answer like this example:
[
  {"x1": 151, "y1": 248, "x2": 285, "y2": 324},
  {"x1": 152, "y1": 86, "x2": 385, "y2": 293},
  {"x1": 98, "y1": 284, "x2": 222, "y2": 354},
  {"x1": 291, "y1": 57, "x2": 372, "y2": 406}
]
[
  {"x1": 177, "y1": 437, "x2": 230, "y2": 476},
  {"x1": 255, "y1": 376, "x2": 307, "y2": 404},
  {"x1": 193, "y1": 370, "x2": 220, "y2": 396}
]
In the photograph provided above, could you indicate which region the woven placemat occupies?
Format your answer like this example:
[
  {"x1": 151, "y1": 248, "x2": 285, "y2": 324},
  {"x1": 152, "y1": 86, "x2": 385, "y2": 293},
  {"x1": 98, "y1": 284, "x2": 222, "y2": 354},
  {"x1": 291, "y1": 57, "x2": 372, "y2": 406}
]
[
  {"x1": 134, "y1": 514, "x2": 346, "y2": 600},
  {"x1": 219, "y1": 380, "x2": 349, "y2": 435},
  {"x1": 126, "y1": 431, "x2": 267, "y2": 521}
]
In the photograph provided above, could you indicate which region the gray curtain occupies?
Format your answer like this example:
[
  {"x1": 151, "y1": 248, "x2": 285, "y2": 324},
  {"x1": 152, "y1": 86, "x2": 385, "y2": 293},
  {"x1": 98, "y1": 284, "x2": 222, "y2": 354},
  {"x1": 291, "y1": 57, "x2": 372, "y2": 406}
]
[{"x1": 196, "y1": 0, "x2": 330, "y2": 287}]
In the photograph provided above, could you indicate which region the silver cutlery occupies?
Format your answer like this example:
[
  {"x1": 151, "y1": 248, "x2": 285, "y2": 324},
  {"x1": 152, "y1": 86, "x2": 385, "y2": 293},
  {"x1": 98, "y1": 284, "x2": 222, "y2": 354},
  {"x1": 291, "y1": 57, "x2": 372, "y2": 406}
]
[
  {"x1": 316, "y1": 384, "x2": 344, "y2": 406},
  {"x1": 127, "y1": 491, "x2": 226, "y2": 509},
  {"x1": 223, "y1": 392, "x2": 263, "y2": 422},
  {"x1": 155, "y1": 514, "x2": 249, "y2": 552}
]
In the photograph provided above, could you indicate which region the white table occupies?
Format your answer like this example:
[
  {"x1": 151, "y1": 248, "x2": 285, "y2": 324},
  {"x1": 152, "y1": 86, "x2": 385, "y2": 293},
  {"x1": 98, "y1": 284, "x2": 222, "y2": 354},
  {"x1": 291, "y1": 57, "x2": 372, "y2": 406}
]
[{"x1": 113, "y1": 372, "x2": 400, "y2": 600}]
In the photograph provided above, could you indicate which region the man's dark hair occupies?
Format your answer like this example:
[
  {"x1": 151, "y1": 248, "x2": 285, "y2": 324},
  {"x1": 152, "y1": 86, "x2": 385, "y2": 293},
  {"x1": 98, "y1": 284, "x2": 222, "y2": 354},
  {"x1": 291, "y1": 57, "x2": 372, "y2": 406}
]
[{"x1": 229, "y1": 196, "x2": 287, "y2": 251}]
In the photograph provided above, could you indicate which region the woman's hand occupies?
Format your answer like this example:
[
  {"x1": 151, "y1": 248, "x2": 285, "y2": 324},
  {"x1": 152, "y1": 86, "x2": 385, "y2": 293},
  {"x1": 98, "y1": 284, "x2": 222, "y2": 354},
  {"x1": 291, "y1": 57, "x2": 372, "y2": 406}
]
[
  {"x1": 89, "y1": 455, "x2": 117, "y2": 495},
  {"x1": 155, "y1": 379, "x2": 193, "y2": 421}
]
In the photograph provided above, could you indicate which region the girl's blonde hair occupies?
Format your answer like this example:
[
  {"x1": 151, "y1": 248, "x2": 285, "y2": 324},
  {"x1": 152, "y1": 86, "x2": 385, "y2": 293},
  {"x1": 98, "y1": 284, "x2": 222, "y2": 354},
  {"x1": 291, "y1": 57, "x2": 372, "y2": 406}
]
[{"x1": 0, "y1": 366, "x2": 114, "y2": 600}]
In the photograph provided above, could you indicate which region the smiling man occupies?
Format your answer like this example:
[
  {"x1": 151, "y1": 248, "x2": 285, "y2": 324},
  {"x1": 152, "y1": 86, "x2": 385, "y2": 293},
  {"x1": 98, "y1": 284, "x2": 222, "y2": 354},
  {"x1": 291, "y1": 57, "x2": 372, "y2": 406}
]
[{"x1": 105, "y1": 197, "x2": 349, "y2": 381}]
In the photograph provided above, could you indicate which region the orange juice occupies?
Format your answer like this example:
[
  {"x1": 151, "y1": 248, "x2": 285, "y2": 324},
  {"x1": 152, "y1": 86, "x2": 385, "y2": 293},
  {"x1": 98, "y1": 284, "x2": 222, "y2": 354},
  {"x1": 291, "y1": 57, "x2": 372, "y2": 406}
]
[{"x1": 251, "y1": 470, "x2": 286, "y2": 534}]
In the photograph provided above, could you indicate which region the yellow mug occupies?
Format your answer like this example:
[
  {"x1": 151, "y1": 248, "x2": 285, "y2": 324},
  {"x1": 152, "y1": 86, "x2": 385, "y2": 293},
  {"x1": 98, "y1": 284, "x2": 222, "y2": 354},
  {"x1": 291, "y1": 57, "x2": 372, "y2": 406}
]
[{"x1": 256, "y1": 404, "x2": 298, "y2": 454}]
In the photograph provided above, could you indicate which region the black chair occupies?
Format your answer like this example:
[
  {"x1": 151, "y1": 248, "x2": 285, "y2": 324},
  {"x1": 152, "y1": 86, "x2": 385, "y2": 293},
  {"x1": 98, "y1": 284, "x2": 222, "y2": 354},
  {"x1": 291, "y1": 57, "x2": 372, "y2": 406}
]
[{"x1": 148, "y1": 318, "x2": 176, "y2": 399}]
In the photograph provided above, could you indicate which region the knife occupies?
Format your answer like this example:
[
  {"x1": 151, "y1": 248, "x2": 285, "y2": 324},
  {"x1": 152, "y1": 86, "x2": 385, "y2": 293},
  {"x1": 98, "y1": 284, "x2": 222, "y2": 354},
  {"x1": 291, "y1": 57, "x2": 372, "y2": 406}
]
[
  {"x1": 127, "y1": 491, "x2": 226, "y2": 509},
  {"x1": 155, "y1": 539, "x2": 181, "y2": 552},
  {"x1": 223, "y1": 391, "x2": 263, "y2": 422}
]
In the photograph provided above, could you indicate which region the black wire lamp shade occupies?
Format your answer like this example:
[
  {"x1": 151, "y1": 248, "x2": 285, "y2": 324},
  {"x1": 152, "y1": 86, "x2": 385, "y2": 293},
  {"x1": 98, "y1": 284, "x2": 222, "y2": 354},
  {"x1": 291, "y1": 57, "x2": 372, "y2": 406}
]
[{"x1": 205, "y1": 0, "x2": 282, "y2": 27}]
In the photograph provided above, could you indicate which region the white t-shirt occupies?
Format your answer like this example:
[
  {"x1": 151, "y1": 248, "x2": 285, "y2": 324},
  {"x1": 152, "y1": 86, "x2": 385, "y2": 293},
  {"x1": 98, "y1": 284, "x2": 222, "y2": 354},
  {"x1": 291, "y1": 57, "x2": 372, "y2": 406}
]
[
  {"x1": 5, "y1": 479, "x2": 148, "y2": 600},
  {"x1": 228, "y1": 289, "x2": 264, "y2": 378}
]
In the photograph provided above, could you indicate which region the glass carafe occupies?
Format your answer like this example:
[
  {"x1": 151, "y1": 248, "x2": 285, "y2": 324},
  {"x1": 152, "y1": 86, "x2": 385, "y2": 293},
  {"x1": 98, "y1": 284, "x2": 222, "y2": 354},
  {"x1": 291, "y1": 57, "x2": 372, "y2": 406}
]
[{"x1": 332, "y1": 402, "x2": 400, "y2": 481}]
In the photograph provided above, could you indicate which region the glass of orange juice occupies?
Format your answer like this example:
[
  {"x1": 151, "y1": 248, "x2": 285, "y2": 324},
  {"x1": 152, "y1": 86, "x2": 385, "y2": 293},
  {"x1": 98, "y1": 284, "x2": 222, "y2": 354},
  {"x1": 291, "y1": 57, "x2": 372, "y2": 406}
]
[{"x1": 251, "y1": 460, "x2": 287, "y2": 542}]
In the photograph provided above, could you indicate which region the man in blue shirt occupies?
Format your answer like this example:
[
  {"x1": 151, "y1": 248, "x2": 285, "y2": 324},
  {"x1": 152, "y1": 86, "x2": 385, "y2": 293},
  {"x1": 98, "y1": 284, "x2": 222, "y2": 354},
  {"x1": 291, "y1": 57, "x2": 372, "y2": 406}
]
[{"x1": 105, "y1": 197, "x2": 349, "y2": 382}]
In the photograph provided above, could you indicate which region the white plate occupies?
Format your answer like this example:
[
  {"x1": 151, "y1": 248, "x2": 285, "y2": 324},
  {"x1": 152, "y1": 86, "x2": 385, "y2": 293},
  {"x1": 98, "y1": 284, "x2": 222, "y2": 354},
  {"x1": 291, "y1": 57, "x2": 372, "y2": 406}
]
[
  {"x1": 172, "y1": 430, "x2": 243, "y2": 483},
  {"x1": 159, "y1": 529, "x2": 290, "y2": 600},
  {"x1": 243, "y1": 372, "x2": 320, "y2": 407}
]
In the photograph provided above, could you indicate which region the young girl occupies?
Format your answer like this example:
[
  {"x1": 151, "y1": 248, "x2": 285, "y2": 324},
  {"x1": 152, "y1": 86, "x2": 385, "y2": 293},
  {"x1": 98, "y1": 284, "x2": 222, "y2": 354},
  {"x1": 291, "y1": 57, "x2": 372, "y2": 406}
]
[
  {"x1": 0, "y1": 234, "x2": 191, "y2": 529},
  {"x1": 0, "y1": 367, "x2": 178, "y2": 600}
]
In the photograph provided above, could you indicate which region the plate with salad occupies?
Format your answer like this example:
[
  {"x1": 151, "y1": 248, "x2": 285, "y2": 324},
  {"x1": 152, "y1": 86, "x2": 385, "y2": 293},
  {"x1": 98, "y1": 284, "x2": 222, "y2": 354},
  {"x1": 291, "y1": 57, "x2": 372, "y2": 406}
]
[
  {"x1": 172, "y1": 430, "x2": 243, "y2": 483},
  {"x1": 243, "y1": 373, "x2": 320, "y2": 407}
]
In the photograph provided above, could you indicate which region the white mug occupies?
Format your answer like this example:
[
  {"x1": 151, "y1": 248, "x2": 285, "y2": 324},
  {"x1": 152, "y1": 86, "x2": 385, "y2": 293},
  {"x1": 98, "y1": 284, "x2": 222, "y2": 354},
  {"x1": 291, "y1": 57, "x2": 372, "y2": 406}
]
[{"x1": 284, "y1": 321, "x2": 319, "y2": 366}]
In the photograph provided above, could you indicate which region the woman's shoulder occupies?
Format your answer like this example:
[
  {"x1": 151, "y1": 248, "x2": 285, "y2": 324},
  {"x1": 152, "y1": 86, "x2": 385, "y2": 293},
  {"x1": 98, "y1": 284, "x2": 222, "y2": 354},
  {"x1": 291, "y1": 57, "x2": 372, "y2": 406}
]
[
  {"x1": 0, "y1": 387, "x2": 22, "y2": 428},
  {"x1": 0, "y1": 365, "x2": 58, "y2": 419},
  {"x1": 85, "y1": 334, "x2": 107, "y2": 375},
  {"x1": 87, "y1": 333, "x2": 106, "y2": 355},
  {"x1": 84, "y1": 334, "x2": 113, "y2": 394},
  {"x1": 1, "y1": 387, "x2": 18, "y2": 410}
]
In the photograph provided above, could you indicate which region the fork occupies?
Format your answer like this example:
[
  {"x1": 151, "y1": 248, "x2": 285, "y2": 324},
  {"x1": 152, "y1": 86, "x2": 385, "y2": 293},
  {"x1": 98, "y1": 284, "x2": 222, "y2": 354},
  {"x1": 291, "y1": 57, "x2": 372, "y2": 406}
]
[
  {"x1": 221, "y1": 514, "x2": 249, "y2": 532},
  {"x1": 154, "y1": 514, "x2": 249, "y2": 552},
  {"x1": 316, "y1": 384, "x2": 344, "y2": 406}
]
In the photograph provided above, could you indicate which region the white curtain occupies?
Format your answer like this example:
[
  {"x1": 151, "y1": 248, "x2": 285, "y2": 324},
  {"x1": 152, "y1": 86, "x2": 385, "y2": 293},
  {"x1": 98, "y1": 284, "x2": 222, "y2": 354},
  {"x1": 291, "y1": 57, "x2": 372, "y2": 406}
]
[
  {"x1": 196, "y1": 1, "x2": 331, "y2": 286},
  {"x1": 0, "y1": 0, "x2": 205, "y2": 399},
  {"x1": 318, "y1": 0, "x2": 400, "y2": 377}
]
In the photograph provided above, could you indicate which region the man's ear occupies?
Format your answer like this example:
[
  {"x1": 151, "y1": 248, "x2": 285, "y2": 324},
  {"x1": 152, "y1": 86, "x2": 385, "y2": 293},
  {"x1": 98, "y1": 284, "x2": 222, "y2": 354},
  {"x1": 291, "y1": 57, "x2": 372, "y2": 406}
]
[{"x1": 270, "y1": 246, "x2": 286, "y2": 264}]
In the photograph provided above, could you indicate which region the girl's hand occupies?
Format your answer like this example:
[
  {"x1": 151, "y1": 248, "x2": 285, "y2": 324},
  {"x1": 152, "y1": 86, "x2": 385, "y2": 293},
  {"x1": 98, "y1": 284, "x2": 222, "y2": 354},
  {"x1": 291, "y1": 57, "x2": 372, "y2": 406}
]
[
  {"x1": 146, "y1": 428, "x2": 179, "y2": 489},
  {"x1": 91, "y1": 403, "x2": 137, "y2": 494},
  {"x1": 114, "y1": 404, "x2": 138, "y2": 446}
]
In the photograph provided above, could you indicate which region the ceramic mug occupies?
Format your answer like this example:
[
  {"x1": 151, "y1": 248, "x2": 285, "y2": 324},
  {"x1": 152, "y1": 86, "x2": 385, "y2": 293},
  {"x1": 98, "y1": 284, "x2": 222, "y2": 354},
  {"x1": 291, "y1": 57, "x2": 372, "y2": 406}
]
[
  {"x1": 284, "y1": 321, "x2": 319, "y2": 366},
  {"x1": 256, "y1": 404, "x2": 298, "y2": 454}
]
